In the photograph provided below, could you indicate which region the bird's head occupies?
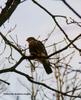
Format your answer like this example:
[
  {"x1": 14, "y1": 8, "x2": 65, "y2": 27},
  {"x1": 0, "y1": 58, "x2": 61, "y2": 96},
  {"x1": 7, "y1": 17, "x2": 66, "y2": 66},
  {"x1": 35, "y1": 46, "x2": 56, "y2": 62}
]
[{"x1": 26, "y1": 37, "x2": 36, "y2": 43}]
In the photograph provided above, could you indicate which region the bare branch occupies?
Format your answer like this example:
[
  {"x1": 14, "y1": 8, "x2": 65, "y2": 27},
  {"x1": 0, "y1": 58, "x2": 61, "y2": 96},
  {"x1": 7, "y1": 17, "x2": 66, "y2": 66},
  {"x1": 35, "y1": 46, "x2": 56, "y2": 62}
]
[
  {"x1": 0, "y1": 79, "x2": 10, "y2": 85},
  {"x1": 62, "y1": 0, "x2": 81, "y2": 19},
  {"x1": 0, "y1": 0, "x2": 20, "y2": 26},
  {"x1": 14, "y1": 69, "x2": 81, "y2": 98}
]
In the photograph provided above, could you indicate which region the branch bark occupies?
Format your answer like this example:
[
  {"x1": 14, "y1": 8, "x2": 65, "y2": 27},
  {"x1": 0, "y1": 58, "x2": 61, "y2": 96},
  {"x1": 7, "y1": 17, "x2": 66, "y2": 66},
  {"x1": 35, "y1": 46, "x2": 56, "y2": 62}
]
[{"x1": 0, "y1": 0, "x2": 20, "y2": 26}]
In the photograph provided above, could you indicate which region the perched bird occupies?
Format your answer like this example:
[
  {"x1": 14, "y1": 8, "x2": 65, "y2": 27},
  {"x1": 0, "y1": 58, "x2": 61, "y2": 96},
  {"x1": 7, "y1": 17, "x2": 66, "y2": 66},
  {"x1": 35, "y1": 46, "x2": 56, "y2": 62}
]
[{"x1": 26, "y1": 37, "x2": 52, "y2": 74}]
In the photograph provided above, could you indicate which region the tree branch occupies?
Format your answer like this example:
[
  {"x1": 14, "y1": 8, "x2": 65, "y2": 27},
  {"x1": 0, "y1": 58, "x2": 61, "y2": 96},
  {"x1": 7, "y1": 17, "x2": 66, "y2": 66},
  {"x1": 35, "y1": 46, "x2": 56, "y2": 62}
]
[
  {"x1": 14, "y1": 69, "x2": 81, "y2": 98},
  {"x1": 62, "y1": 0, "x2": 81, "y2": 19},
  {"x1": 32, "y1": 0, "x2": 81, "y2": 53},
  {"x1": 0, "y1": 79, "x2": 10, "y2": 85},
  {"x1": 0, "y1": 0, "x2": 20, "y2": 26}
]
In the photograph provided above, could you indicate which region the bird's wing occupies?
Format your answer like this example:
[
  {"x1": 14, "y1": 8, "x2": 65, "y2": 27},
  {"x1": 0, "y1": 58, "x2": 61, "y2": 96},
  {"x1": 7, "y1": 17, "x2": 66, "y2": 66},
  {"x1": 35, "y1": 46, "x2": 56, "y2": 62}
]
[
  {"x1": 29, "y1": 40, "x2": 48, "y2": 57},
  {"x1": 29, "y1": 40, "x2": 37, "y2": 55},
  {"x1": 35, "y1": 40, "x2": 48, "y2": 56}
]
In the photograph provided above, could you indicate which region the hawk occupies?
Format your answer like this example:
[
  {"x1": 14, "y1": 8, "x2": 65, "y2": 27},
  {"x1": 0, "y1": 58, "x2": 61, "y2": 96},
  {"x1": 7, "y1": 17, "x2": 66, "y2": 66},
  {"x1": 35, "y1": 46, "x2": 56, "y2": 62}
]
[{"x1": 26, "y1": 37, "x2": 52, "y2": 74}]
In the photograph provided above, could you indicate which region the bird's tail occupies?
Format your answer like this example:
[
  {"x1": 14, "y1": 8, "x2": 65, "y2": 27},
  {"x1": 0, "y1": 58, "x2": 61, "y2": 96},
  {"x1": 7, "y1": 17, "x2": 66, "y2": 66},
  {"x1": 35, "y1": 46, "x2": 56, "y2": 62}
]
[{"x1": 42, "y1": 60, "x2": 52, "y2": 74}]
